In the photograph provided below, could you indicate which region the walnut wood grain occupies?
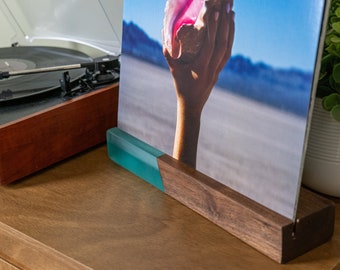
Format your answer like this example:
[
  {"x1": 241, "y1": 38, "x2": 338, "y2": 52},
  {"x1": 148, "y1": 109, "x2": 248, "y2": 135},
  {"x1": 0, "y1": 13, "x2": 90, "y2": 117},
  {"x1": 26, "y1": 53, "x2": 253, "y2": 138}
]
[
  {"x1": 283, "y1": 188, "x2": 335, "y2": 262},
  {"x1": 0, "y1": 258, "x2": 20, "y2": 270},
  {"x1": 0, "y1": 222, "x2": 91, "y2": 270},
  {"x1": 157, "y1": 154, "x2": 335, "y2": 263},
  {"x1": 0, "y1": 83, "x2": 118, "y2": 184},
  {"x1": 0, "y1": 146, "x2": 339, "y2": 269}
]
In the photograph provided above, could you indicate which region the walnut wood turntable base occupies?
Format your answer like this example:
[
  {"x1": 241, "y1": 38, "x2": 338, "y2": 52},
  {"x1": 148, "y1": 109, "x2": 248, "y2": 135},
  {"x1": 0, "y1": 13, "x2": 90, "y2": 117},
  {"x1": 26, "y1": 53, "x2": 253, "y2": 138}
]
[{"x1": 0, "y1": 83, "x2": 119, "y2": 184}]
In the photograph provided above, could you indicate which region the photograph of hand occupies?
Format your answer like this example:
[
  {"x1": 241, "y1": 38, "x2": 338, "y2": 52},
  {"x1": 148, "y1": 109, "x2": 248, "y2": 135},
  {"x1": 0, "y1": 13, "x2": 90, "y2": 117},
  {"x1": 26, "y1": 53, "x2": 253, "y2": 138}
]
[
  {"x1": 163, "y1": 0, "x2": 235, "y2": 168},
  {"x1": 119, "y1": 0, "x2": 326, "y2": 219}
]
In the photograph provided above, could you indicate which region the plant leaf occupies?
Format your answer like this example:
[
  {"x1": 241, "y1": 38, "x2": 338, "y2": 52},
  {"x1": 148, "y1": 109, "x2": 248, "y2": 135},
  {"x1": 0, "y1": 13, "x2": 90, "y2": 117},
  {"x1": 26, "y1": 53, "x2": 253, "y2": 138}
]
[
  {"x1": 331, "y1": 104, "x2": 340, "y2": 121},
  {"x1": 321, "y1": 53, "x2": 335, "y2": 67},
  {"x1": 333, "y1": 63, "x2": 340, "y2": 83},
  {"x1": 322, "y1": 93, "x2": 340, "y2": 111},
  {"x1": 332, "y1": 21, "x2": 340, "y2": 34},
  {"x1": 327, "y1": 43, "x2": 340, "y2": 57},
  {"x1": 335, "y1": 6, "x2": 340, "y2": 17},
  {"x1": 331, "y1": 36, "x2": 340, "y2": 43}
]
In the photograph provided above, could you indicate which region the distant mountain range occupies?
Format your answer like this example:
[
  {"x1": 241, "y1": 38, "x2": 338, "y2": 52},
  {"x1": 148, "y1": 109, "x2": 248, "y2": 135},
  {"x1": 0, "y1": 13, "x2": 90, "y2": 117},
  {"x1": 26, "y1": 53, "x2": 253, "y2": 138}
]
[{"x1": 122, "y1": 20, "x2": 314, "y2": 117}]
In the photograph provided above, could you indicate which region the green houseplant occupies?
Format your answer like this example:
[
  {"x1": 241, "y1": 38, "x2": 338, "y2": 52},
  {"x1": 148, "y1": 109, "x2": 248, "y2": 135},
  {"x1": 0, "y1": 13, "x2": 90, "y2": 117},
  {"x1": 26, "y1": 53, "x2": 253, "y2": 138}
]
[
  {"x1": 317, "y1": 0, "x2": 340, "y2": 121},
  {"x1": 302, "y1": 0, "x2": 340, "y2": 197}
]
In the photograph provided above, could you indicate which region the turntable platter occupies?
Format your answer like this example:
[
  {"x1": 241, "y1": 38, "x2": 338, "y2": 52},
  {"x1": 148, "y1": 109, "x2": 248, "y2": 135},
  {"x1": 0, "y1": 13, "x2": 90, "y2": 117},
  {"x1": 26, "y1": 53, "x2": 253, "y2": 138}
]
[{"x1": 0, "y1": 46, "x2": 92, "y2": 101}]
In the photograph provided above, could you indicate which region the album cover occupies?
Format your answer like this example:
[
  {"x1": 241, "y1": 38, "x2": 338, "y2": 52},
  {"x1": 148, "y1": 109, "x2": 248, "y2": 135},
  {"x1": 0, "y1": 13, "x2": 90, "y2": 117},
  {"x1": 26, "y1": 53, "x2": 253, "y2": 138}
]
[{"x1": 118, "y1": 0, "x2": 328, "y2": 219}]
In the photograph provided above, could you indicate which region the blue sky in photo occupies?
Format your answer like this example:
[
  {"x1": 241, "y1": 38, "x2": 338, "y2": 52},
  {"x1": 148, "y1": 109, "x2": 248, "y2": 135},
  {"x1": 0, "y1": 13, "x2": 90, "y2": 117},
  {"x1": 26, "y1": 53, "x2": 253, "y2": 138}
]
[{"x1": 123, "y1": 0, "x2": 326, "y2": 71}]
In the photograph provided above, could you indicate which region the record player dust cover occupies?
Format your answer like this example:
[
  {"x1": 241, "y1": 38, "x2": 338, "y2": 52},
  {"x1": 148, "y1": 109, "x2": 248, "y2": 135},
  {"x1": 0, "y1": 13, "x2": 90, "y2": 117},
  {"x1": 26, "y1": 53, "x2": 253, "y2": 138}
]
[{"x1": 118, "y1": 0, "x2": 328, "y2": 219}]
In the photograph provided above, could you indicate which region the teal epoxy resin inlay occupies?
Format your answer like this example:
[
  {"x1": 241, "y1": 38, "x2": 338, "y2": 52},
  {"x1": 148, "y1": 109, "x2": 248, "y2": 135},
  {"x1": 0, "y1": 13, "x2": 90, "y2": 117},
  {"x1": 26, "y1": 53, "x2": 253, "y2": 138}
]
[{"x1": 107, "y1": 128, "x2": 165, "y2": 191}]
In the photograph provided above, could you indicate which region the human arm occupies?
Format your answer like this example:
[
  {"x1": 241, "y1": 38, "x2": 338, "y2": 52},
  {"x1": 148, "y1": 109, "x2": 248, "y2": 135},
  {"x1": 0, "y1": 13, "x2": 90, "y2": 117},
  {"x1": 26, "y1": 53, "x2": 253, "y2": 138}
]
[{"x1": 164, "y1": 1, "x2": 235, "y2": 168}]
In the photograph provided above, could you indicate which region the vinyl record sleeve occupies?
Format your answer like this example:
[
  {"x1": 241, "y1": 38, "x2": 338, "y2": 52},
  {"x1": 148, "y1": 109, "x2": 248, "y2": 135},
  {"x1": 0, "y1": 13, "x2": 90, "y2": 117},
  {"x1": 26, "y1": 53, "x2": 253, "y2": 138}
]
[{"x1": 118, "y1": 0, "x2": 329, "y2": 219}]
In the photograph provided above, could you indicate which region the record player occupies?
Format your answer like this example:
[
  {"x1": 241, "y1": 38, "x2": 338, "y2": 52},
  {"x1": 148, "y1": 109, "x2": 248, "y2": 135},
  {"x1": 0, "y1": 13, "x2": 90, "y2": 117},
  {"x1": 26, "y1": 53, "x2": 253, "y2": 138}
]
[{"x1": 0, "y1": 0, "x2": 123, "y2": 184}]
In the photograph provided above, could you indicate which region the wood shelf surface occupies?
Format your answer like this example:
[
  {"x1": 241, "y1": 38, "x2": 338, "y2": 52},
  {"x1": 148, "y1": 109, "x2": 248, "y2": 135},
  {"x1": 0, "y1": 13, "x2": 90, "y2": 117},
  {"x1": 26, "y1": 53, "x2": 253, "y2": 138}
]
[{"x1": 0, "y1": 145, "x2": 339, "y2": 269}]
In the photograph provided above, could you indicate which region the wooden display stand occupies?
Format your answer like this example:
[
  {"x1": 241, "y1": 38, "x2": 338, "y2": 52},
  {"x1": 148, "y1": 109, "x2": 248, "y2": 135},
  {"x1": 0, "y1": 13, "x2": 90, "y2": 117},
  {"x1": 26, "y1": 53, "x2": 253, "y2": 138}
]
[
  {"x1": 107, "y1": 128, "x2": 335, "y2": 263},
  {"x1": 0, "y1": 83, "x2": 119, "y2": 184},
  {"x1": 158, "y1": 155, "x2": 335, "y2": 263}
]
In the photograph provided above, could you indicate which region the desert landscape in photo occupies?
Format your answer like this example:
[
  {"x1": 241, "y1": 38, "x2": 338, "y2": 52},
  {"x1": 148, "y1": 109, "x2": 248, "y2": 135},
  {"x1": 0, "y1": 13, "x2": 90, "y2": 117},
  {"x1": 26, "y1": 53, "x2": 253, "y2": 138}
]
[
  {"x1": 120, "y1": 0, "x2": 325, "y2": 219},
  {"x1": 119, "y1": 55, "x2": 306, "y2": 218}
]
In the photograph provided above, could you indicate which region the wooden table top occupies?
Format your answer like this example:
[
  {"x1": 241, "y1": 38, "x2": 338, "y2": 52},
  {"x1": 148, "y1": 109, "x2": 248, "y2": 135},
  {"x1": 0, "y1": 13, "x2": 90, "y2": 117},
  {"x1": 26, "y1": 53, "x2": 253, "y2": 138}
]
[{"x1": 0, "y1": 145, "x2": 339, "y2": 269}]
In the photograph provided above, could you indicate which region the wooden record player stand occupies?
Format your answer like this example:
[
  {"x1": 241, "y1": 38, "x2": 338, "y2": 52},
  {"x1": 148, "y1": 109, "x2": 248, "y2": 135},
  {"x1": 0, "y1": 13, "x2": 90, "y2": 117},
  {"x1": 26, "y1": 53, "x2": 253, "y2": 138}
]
[{"x1": 0, "y1": 83, "x2": 119, "y2": 184}]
